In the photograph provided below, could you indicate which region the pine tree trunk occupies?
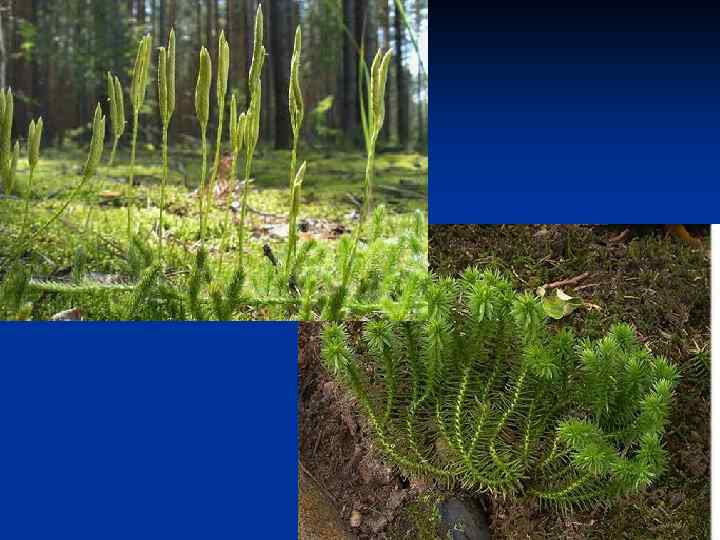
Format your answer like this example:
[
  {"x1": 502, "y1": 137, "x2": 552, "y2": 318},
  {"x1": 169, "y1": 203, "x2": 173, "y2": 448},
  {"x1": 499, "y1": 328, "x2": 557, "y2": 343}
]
[
  {"x1": 206, "y1": 0, "x2": 215, "y2": 48},
  {"x1": 261, "y1": 2, "x2": 274, "y2": 143},
  {"x1": 158, "y1": 0, "x2": 165, "y2": 39},
  {"x1": 12, "y1": 0, "x2": 34, "y2": 129},
  {"x1": 136, "y1": 0, "x2": 145, "y2": 27},
  {"x1": 243, "y1": 0, "x2": 256, "y2": 108},
  {"x1": 0, "y1": 8, "x2": 6, "y2": 90},
  {"x1": 341, "y1": 0, "x2": 357, "y2": 144},
  {"x1": 394, "y1": 0, "x2": 409, "y2": 150},
  {"x1": 270, "y1": 0, "x2": 292, "y2": 149},
  {"x1": 380, "y1": 0, "x2": 392, "y2": 143},
  {"x1": 415, "y1": 0, "x2": 426, "y2": 149}
]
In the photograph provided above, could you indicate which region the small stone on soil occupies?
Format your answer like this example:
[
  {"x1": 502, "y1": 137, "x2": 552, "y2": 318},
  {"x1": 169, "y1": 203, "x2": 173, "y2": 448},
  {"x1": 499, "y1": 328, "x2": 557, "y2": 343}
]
[{"x1": 350, "y1": 510, "x2": 362, "y2": 528}]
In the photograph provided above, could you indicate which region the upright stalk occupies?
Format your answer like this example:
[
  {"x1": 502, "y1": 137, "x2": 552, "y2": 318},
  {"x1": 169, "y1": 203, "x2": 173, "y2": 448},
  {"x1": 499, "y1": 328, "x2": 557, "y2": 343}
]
[
  {"x1": 194, "y1": 46, "x2": 212, "y2": 247},
  {"x1": 237, "y1": 148, "x2": 252, "y2": 267},
  {"x1": 208, "y1": 31, "x2": 230, "y2": 211},
  {"x1": 285, "y1": 27, "x2": 304, "y2": 280},
  {"x1": 219, "y1": 97, "x2": 245, "y2": 272},
  {"x1": 21, "y1": 168, "x2": 34, "y2": 242},
  {"x1": 237, "y1": 5, "x2": 265, "y2": 269},
  {"x1": 157, "y1": 31, "x2": 176, "y2": 264},
  {"x1": 340, "y1": 50, "x2": 392, "y2": 290},
  {"x1": 199, "y1": 129, "x2": 208, "y2": 244},
  {"x1": 127, "y1": 34, "x2": 152, "y2": 248},
  {"x1": 108, "y1": 136, "x2": 120, "y2": 167},
  {"x1": 127, "y1": 110, "x2": 139, "y2": 242},
  {"x1": 19, "y1": 118, "x2": 42, "y2": 253},
  {"x1": 159, "y1": 126, "x2": 169, "y2": 257}
]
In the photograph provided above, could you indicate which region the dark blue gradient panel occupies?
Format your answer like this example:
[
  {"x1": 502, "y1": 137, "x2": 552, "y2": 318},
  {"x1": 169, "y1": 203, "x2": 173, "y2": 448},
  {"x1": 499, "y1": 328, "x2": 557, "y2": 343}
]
[
  {"x1": 431, "y1": 2, "x2": 720, "y2": 223},
  {"x1": 0, "y1": 323, "x2": 297, "y2": 539}
]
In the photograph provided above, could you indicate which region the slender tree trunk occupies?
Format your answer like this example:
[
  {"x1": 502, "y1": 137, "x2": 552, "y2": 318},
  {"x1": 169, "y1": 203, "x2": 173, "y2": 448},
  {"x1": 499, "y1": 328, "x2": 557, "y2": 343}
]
[
  {"x1": 167, "y1": 0, "x2": 175, "y2": 29},
  {"x1": 243, "y1": 0, "x2": 256, "y2": 107},
  {"x1": 136, "y1": 0, "x2": 145, "y2": 28},
  {"x1": 261, "y1": 2, "x2": 274, "y2": 142},
  {"x1": 12, "y1": 0, "x2": 34, "y2": 129},
  {"x1": 270, "y1": 0, "x2": 292, "y2": 149},
  {"x1": 415, "y1": 0, "x2": 426, "y2": 149},
  {"x1": 0, "y1": 8, "x2": 6, "y2": 90},
  {"x1": 206, "y1": 0, "x2": 215, "y2": 48},
  {"x1": 341, "y1": 0, "x2": 357, "y2": 144},
  {"x1": 394, "y1": 0, "x2": 409, "y2": 149},
  {"x1": 158, "y1": 0, "x2": 165, "y2": 39},
  {"x1": 380, "y1": 0, "x2": 392, "y2": 142},
  {"x1": 227, "y1": 0, "x2": 240, "y2": 95}
]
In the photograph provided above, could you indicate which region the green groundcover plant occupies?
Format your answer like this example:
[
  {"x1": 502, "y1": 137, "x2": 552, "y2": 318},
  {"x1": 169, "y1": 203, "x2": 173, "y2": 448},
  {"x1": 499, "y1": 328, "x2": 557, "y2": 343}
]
[
  {"x1": 0, "y1": 5, "x2": 427, "y2": 321},
  {"x1": 321, "y1": 268, "x2": 679, "y2": 510}
]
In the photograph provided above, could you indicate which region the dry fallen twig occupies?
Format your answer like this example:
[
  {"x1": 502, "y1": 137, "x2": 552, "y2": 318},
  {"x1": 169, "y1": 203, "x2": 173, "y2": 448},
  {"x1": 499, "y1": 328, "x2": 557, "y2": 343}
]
[{"x1": 542, "y1": 271, "x2": 591, "y2": 290}]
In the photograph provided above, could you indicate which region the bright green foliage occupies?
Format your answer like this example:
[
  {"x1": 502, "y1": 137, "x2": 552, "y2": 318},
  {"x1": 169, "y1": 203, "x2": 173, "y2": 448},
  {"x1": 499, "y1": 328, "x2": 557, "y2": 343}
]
[
  {"x1": 82, "y1": 105, "x2": 106, "y2": 178},
  {"x1": 195, "y1": 46, "x2": 212, "y2": 245},
  {"x1": 321, "y1": 269, "x2": 679, "y2": 509},
  {"x1": 28, "y1": 118, "x2": 43, "y2": 170},
  {"x1": 285, "y1": 26, "x2": 305, "y2": 280},
  {"x1": 330, "y1": 48, "x2": 393, "y2": 320},
  {"x1": 106, "y1": 72, "x2": 125, "y2": 166},
  {"x1": 130, "y1": 34, "x2": 152, "y2": 113},
  {"x1": 208, "y1": 30, "x2": 230, "y2": 243},
  {"x1": 195, "y1": 47, "x2": 212, "y2": 129},
  {"x1": 237, "y1": 4, "x2": 265, "y2": 272},
  {"x1": 12, "y1": 104, "x2": 105, "y2": 264},
  {"x1": 0, "y1": 88, "x2": 19, "y2": 194},
  {"x1": 157, "y1": 29, "x2": 176, "y2": 263},
  {"x1": 166, "y1": 29, "x2": 176, "y2": 119},
  {"x1": 21, "y1": 118, "x2": 42, "y2": 248},
  {"x1": 127, "y1": 34, "x2": 152, "y2": 243}
]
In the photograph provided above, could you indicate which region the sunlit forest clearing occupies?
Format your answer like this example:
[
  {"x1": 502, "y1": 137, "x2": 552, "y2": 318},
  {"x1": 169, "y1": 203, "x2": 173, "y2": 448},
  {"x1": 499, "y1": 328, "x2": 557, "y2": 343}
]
[{"x1": 0, "y1": 0, "x2": 429, "y2": 320}]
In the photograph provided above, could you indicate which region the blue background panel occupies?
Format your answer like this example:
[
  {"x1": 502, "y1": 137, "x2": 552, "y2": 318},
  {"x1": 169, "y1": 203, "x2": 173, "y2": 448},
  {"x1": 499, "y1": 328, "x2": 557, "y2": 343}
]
[
  {"x1": 430, "y1": 1, "x2": 720, "y2": 223},
  {"x1": 0, "y1": 323, "x2": 297, "y2": 539}
]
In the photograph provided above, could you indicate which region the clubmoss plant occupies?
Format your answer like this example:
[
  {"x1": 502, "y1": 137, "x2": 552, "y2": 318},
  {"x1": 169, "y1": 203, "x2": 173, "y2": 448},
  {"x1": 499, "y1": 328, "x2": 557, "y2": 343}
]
[
  {"x1": 326, "y1": 48, "x2": 392, "y2": 320},
  {"x1": 217, "y1": 94, "x2": 247, "y2": 271},
  {"x1": 127, "y1": 34, "x2": 152, "y2": 244},
  {"x1": 285, "y1": 26, "x2": 304, "y2": 279},
  {"x1": 237, "y1": 4, "x2": 265, "y2": 271},
  {"x1": 106, "y1": 72, "x2": 126, "y2": 166},
  {"x1": 209, "y1": 30, "x2": 230, "y2": 198},
  {"x1": 157, "y1": 29, "x2": 176, "y2": 263},
  {"x1": 195, "y1": 45, "x2": 212, "y2": 245},
  {"x1": 0, "y1": 89, "x2": 19, "y2": 195},
  {"x1": 25, "y1": 104, "x2": 105, "y2": 249},
  {"x1": 322, "y1": 269, "x2": 679, "y2": 510},
  {"x1": 21, "y1": 117, "x2": 43, "y2": 245}
]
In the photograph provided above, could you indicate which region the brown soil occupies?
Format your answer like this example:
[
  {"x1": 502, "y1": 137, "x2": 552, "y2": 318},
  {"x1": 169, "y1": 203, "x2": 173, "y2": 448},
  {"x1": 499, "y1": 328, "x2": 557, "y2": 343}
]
[
  {"x1": 299, "y1": 467, "x2": 355, "y2": 540},
  {"x1": 299, "y1": 323, "x2": 431, "y2": 539}
]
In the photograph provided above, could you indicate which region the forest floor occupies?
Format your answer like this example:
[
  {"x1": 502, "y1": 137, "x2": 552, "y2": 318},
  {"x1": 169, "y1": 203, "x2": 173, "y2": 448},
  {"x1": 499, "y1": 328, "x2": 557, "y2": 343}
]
[
  {"x1": 299, "y1": 224, "x2": 709, "y2": 539},
  {"x1": 0, "y1": 144, "x2": 427, "y2": 319}
]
